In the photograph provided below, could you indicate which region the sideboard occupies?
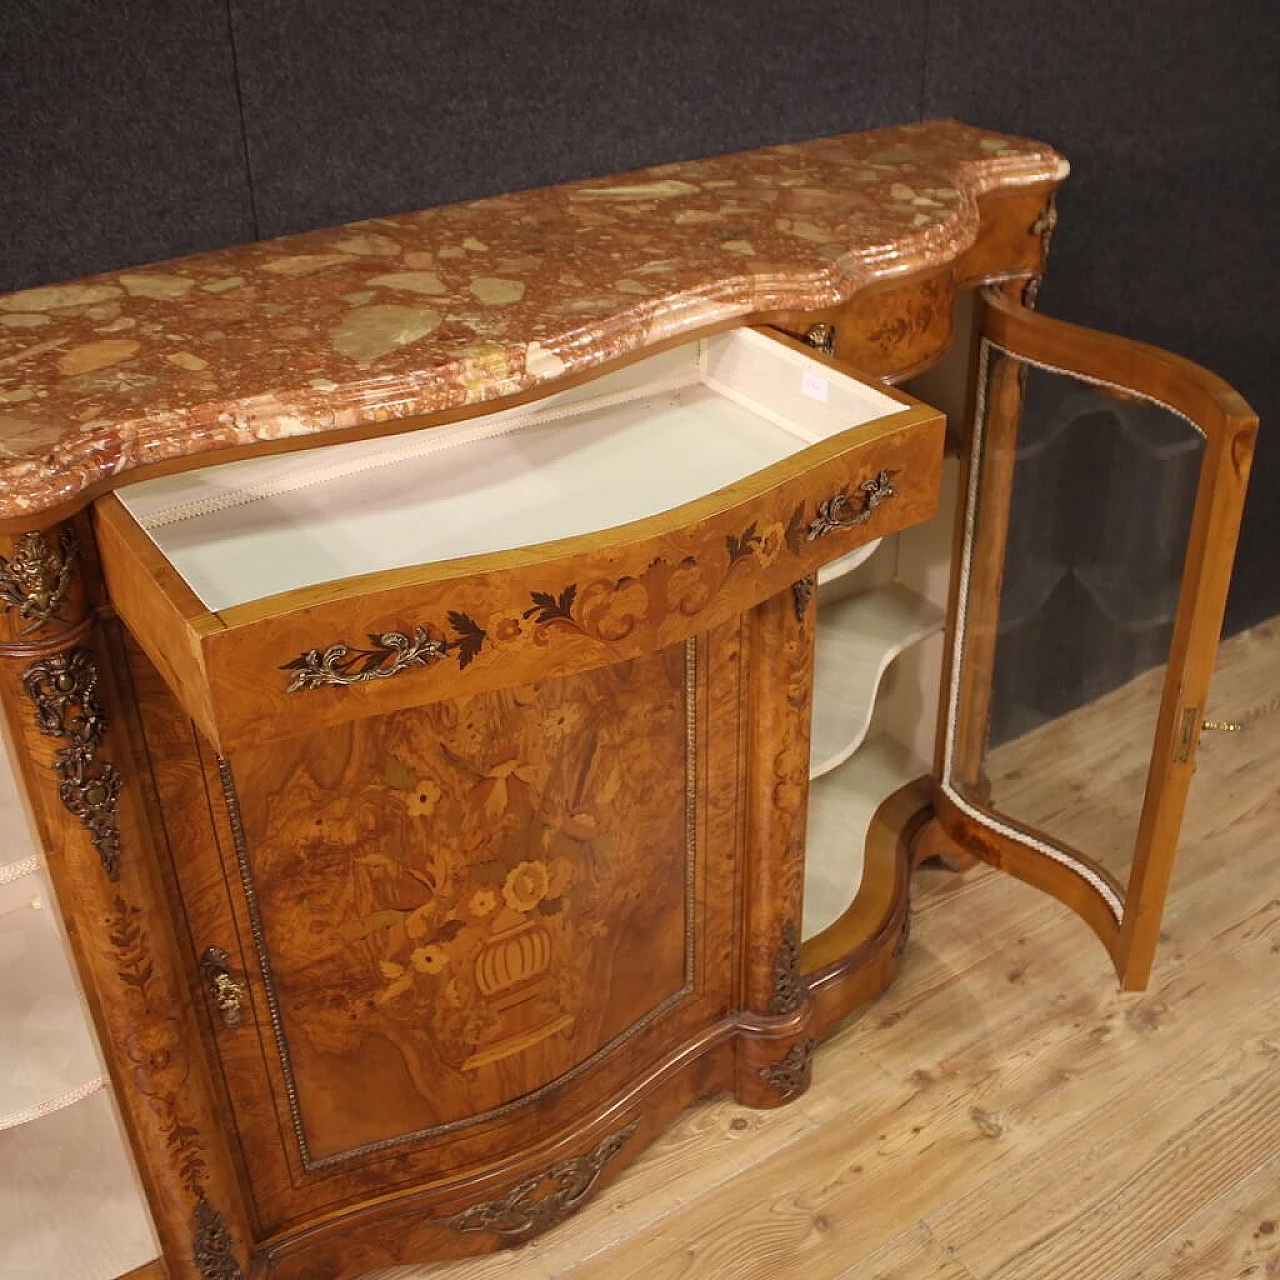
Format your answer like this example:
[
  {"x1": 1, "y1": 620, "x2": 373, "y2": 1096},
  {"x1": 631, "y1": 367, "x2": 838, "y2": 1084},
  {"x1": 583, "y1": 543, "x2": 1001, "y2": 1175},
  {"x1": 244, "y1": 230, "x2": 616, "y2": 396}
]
[{"x1": 0, "y1": 121, "x2": 1256, "y2": 1279}]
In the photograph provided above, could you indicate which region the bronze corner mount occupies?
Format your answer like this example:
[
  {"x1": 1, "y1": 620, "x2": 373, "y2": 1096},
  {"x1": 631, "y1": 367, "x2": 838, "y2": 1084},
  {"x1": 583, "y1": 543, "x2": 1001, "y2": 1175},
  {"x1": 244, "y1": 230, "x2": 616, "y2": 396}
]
[
  {"x1": 22, "y1": 645, "x2": 123, "y2": 879},
  {"x1": 0, "y1": 527, "x2": 78, "y2": 636},
  {"x1": 770, "y1": 918, "x2": 804, "y2": 1015},
  {"x1": 759, "y1": 1039, "x2": 814, "y2": 1101},
  {"x1": 1022, "y1": 194, "x2": 1059, "y2": 309},
  {"x1": 193, "y1": 1196, "x2": 243, "y2": 1280},
  {"x1": 792, "y1": 576, "x2": 815, "y2": 623},
  {"x1": 803, "y1": 323, "x2": 837, "y2": 356}
]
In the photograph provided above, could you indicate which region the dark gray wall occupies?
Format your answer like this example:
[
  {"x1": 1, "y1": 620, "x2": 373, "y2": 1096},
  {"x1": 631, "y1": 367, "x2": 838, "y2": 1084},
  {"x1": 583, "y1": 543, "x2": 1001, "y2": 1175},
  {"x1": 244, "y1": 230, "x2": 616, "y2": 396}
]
[
  {"x1": 925, "y1": 1, "x2": 1280, "y2": 635},
  {"x1": 2, "y1": 1, "x2": 1275, "y2": 629}
]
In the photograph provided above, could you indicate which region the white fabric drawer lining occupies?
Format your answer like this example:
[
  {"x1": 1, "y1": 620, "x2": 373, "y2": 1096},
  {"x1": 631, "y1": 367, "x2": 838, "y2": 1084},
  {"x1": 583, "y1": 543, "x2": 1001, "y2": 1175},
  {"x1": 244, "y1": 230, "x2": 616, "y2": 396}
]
[{"x1": 116, "y1": 331, "x2": 903, "y2": 614}]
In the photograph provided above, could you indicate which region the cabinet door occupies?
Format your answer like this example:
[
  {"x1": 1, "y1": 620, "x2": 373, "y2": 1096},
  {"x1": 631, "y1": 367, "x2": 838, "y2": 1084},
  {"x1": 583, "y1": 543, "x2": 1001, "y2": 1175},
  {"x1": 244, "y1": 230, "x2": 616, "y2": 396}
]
[
  {"x1": 133, "y1": 627, "x2": 743, "y2": 1234},
  {"x1": 935, "y1": 288, "x2": 1257, "y2": 989}
]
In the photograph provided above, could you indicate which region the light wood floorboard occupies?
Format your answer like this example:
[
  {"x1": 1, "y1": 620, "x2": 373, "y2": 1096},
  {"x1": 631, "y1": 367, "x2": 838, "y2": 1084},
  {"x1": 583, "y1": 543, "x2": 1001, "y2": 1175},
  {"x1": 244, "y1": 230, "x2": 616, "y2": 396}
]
[
  {"x1": 370, "y1": 618, "x2": 1280, "y2": 1280},
  {"x1": 1107, "y1": 1153, "x2": 1280, "y2": 1280}
]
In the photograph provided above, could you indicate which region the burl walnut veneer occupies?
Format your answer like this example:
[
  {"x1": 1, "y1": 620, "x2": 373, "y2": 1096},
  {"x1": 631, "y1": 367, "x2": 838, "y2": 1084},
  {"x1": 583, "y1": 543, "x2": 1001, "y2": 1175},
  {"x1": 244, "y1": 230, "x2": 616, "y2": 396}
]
[{"x1": 0, "y1": 122, "x2": 1256, "y2": 1279}]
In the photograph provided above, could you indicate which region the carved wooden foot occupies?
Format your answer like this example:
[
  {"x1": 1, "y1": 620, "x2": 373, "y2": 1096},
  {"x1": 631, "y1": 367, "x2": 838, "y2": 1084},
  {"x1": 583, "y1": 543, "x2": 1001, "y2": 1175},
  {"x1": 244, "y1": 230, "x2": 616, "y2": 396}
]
[{"x1": 911, "y1": 816, "x2": 981, "y2": 872}]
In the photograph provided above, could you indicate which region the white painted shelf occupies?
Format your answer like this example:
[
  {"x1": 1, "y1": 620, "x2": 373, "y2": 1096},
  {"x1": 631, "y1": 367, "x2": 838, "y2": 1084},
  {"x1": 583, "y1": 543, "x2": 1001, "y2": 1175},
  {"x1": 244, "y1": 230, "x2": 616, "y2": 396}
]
[
  {"x1": 809, "y1": 582, "x2": 945, "y2": 781},
  {"x1": 0, "y1": 717, "x2": 39, "y2": 872},
  {"x1": 0, "y1": 867, "x2": 107, "y2": 1133},
  {"x1": 816, "y1": 536, "x2": 883, "y2": 588},
  {"x1": 0, "y1": 721, "x2": 107, "y2": 1133},
  {"x1": 802, "y1": 735, "x2": 926, "y2": 940},
  {"x1": 0, "y1": 1090, "x2": 158, "y2": 1279},
  {"x1": 0, "y1": 731, "x2": 155, "y2": 1278}
]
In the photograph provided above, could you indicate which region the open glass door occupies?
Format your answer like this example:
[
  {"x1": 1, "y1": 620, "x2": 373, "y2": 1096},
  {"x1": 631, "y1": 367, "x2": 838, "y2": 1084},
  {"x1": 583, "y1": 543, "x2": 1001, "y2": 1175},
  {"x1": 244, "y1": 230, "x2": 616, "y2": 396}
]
[{"x1": 934, "y1": 288, "x2": 1257, "y2": 989}]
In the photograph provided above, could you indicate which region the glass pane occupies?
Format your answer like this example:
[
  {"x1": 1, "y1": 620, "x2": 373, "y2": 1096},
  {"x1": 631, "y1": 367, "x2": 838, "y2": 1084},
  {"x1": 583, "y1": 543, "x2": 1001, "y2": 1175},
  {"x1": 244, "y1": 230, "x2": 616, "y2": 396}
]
[{"x1": 947, "y1": 352, "x2": 1204, "y2": 892}]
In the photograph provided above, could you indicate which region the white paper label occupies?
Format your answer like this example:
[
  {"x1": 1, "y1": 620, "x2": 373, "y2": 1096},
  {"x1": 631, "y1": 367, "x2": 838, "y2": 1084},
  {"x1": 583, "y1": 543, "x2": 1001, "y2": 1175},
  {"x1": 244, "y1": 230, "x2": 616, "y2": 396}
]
[{"x1": 801, "y1": 370, "x2": 829, "y2": 403}]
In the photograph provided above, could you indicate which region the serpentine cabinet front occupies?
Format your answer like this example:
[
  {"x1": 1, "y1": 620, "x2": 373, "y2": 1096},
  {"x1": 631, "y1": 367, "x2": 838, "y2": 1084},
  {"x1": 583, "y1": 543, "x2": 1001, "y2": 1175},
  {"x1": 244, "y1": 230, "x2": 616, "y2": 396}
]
[
  {"x1": 86, "y1": 327, "x2": 944, "y2": 1277},
  {"x1": 0, "y1": 121, "x2": 1257, "y2": 1280}
]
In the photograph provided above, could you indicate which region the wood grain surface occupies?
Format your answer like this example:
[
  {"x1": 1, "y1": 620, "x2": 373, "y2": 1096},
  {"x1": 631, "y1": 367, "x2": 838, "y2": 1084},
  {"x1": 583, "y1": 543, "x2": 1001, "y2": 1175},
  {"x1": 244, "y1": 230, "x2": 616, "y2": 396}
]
[
  {"x1": 361, "y1": 614, "x2": 1280, "y2": 1280},
  {"x1": 125, "y1": 616, "x2": 751, "y2": 1263}
]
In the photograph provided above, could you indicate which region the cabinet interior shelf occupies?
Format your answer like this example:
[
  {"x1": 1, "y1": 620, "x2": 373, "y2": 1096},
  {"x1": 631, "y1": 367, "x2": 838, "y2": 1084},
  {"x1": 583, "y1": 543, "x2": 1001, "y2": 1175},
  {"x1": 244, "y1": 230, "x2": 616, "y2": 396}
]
[
  {"x1": 1, "y1": 735, "x2": 106, "y2": 1134},
  {"x1": 0, "y1": 1089, "x2": 158, "y2": 1280},
  {"x1": 0, "y1": 865, "x2": 107, "y2": 1133},
  {"x1": 816, "y1": 537, "x2": 883, "y2": 588},
  {"x1": 803, "y1": 734, "x2": 926, "y2": 940},
  {"x1": 810, "y1": 581, "x2": 945, "y2": 781}
]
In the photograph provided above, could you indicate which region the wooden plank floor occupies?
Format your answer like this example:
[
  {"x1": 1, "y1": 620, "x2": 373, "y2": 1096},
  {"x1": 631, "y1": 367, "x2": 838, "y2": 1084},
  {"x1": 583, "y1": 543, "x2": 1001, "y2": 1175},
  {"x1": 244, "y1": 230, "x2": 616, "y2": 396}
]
[{"x1": 374, "y1": 616, "x2": 1280, "y2": 1280}]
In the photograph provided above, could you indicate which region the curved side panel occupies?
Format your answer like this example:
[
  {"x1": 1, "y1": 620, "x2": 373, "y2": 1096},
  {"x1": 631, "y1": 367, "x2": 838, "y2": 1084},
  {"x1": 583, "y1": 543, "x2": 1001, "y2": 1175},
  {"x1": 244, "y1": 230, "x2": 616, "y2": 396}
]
[{"x1": 801, "y1": 778, "x2": 925, "y2": 1037}]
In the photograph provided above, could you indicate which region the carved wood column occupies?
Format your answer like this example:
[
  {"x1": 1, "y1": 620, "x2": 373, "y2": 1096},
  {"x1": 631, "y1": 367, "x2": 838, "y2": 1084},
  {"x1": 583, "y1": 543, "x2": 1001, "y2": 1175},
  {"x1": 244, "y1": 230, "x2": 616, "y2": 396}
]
[
  {"x1": 0, "y1": 517, "x2": 253, "y2": 1280},
  {"x1": 734, "y1": 583, "x2": 817, "y2": 1107}
]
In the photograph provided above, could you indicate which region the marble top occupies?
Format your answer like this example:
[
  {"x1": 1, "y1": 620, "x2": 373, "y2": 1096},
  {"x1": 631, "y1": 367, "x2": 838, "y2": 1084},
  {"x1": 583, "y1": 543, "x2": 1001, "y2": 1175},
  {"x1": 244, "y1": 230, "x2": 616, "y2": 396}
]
[{"x1": 0, "y1": 120, "x2": 1066, "y2": 523}]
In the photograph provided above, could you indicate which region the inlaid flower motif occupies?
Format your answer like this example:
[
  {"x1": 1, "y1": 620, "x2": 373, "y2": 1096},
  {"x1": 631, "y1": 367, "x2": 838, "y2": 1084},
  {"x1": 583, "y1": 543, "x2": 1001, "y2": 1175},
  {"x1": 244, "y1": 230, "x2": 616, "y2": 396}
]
[
  {"x1": 125, "y1": 1016, "x2": 189, "y2": 1096},
  {"x1": 470, "y1": 887, "x2": 497, "y2": 917},
  {"x1": 474, "y1": 759, "x2": 541, "y2": 820},
  {"x1": 405, "y1": 901, "x2": 436, "y2": 940},
  {"x1": 411, "y1": 944, "x2": 449, "y2": 975},
  {"x1": 546, "y1": 856, "x2": 574, "y2": 899},
  {"x1": 403, "y1": 778, "x2": 442, "y2": 817},
  {"x1": 491, "y1": 612, "x2": 524, "y2": 642},
  {"x1": 502, "y1": 859, "x2": 549, "y2": 913},
  {"x1": 542, "y1": 703, "x2": 582, "y2": 743},
  {"x1": 560, "y1": 811, "x2": 600, "y2": 842},
  {"x1": 541, "y1": 809, "x2": 603, "y2": 852},
  {"x1": 757, "y1": 521, "x2": 784, "y2": 567},
  {"x1": 375, "y1": 960, "x2": 413, "y2": 1004},
  {"x1": 664, "y1": 557, "x2": 713, "y2": 614},
  {"x1": 462, "y1": 1004, "x2": 501, "y2": 1046}
]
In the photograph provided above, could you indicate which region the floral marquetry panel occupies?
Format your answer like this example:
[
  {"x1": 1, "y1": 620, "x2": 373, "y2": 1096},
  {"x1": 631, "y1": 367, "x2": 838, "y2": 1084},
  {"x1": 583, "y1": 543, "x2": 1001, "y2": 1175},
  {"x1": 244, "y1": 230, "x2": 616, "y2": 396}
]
[{"x1": 190, "y1": 637, "x2": 733, "y2": 1220}]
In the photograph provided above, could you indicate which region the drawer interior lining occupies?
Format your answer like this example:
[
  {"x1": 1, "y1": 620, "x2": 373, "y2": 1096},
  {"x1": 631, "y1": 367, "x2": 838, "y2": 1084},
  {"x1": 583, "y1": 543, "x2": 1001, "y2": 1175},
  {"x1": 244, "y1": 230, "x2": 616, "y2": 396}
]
[{"x1": 114, "y1": 330, "x2": 903, "y2": 613}]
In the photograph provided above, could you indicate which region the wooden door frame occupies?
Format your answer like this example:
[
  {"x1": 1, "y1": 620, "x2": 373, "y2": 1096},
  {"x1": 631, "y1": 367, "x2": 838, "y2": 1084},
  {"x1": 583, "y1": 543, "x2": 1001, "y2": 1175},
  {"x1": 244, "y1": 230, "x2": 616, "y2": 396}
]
[{"x1": 932, "y1": 287, "x2": 1257, "y2": 989}]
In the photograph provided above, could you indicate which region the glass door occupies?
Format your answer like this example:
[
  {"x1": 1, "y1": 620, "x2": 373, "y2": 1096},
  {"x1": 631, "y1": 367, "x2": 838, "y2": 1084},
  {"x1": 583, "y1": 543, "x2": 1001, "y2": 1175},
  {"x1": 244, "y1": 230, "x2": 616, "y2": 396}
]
[{"x1": 935, "y1": 288, "x2": 1257, "y2": 989}]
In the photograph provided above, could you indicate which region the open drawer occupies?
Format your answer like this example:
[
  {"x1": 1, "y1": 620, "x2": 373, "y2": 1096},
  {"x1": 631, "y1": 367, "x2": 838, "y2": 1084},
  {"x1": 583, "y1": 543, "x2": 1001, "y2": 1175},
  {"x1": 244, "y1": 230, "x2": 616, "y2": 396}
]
[{"x1": 96, "y1": 327, "x2": 945, "y2": 751}]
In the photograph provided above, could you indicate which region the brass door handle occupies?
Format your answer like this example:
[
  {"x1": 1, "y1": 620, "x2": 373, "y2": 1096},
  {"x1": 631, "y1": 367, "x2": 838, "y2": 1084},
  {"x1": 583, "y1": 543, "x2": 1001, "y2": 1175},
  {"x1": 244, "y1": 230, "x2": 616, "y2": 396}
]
[
  {"x1": 280, "y1": 613, "x2": 487, "y2": 692},
  {"x1": 201, "y1": 946, "x2": 246, "y2": 1031},
  {"x1": 806, "y1": 471, "x2": 897, "y2": 541}
]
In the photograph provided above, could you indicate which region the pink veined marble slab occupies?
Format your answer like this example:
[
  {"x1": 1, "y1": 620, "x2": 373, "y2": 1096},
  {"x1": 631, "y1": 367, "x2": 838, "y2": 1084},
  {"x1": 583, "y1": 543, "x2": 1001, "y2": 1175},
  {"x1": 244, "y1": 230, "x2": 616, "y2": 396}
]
[{"x1": 0, "y1": 120, "x2": 1066, "y2": 523}]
